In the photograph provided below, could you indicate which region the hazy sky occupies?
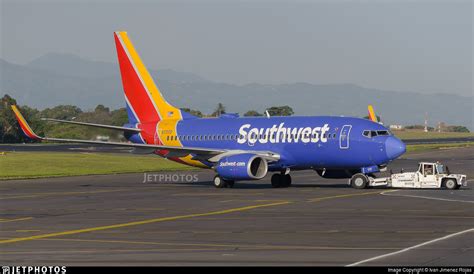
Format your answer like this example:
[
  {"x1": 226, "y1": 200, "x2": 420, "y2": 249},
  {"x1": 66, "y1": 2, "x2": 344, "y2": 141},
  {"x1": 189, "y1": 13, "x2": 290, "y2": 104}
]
[{"x1": 1, "y1": 0, "x2": 472, "y2": 96}]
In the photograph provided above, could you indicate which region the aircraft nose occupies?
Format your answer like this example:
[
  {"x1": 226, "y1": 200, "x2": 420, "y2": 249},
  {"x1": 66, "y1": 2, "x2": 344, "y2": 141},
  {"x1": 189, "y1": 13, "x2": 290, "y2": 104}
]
[{"x1": 385, "y1": 136, "x2": 406, "y2": 160}]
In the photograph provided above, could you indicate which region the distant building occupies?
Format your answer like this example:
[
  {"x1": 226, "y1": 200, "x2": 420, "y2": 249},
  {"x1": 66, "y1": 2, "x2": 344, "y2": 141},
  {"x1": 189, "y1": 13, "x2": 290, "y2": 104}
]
[
  {"x1": 95, "y1": 135, "x2": 109, "y2": 141},
  {"x1": 438, "y1": 122, "x2": 447, "y2": 132},
  {"x1": 389, "y1": 124, "x2": 403, "y2": 130}
]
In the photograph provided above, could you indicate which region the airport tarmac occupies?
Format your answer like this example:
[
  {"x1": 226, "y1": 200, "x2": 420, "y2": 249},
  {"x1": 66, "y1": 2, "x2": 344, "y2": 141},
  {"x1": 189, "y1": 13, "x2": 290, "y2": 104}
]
[{"x1": 0, "y1": 147, "x2": 473, "y2": 266}]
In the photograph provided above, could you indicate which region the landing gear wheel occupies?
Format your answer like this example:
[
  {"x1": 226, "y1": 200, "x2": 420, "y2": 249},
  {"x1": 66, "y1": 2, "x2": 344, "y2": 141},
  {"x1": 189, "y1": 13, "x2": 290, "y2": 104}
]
[
  {"x1": 444, "y1": 179, "x2": 458, "y2": 190},
  {"x1": 271, "y1": 174, "x2": 292, "y2": 188},
  {"x1": 351, "y1": 173, "x2": 368, "y2": 189},
  {"x1": 282, "y1": 174, "x2": 292, "y2": 188},
  {"x1": 213, "y1": 175, "x2": 227, "y2": 188},
  {"x1": 271, "y1": 174, "x2": 282, "y2": 188},
  {"x1": 225, "y1": 180, "x2": 235, "y2": 188}
]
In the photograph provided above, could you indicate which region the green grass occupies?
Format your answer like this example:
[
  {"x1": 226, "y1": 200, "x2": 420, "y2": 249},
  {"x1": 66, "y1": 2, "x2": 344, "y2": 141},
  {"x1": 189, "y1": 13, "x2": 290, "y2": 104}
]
[
  {"x1": 0, "y1": 152, "x2": 196, "y2": 180},
  {"x1": 406, "y1": 142, "x2": 474, "y2": 153},
  {"x1": 394, "y1": 131, "x2": 474, "y2": 140}
]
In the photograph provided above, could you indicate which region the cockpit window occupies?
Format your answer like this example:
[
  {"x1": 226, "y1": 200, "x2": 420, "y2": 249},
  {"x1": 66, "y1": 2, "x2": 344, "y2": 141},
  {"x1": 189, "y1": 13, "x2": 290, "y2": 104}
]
[
  {"x1": 376, "y1": 130, "x2": 390, "y2": 136},
  {"x1": 363, "y1": 130, "x2": 391, "y2": 138}
]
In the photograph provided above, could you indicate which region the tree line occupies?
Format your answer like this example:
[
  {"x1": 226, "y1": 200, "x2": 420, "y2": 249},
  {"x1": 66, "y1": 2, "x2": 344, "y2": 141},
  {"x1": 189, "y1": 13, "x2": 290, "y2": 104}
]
[
  {"x1": 2, "y1": 94, "x2": 468, "y2": 144},
  {"x1": 181, "y1": 103, "x2": 294, "y2": 118},
  {"x1": 0, "y1": 95, "x2": 296, "y2": 143}
]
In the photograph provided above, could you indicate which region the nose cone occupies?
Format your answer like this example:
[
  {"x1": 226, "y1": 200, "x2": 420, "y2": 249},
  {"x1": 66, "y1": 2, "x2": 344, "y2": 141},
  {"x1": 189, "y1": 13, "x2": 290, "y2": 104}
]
[{"x1": 385, "y1": 137, "x2": 406, "y2": 160}]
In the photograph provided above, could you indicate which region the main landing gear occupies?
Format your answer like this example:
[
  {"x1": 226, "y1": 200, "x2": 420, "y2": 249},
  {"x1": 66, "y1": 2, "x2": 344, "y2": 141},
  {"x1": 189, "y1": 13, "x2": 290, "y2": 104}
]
[
  {"x1": 213, "y1": 172, "x2": 292, "y2": 189},
  {"x1": 271, "y1": 173, "x2": 292, "y2": 188},
  {"x1": 213, "y1": 175, "x2": 235, "y2": 188}
]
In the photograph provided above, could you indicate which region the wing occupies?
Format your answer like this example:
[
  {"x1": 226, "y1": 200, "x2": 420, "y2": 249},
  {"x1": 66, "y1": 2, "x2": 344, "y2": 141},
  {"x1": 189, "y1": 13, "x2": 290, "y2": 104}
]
[
  {"x1": 11, "y1": 105, "x2": 280, "y2": 163},
  {"x1": 41, "y1": 118, "x2": 141, "y2": 132}
]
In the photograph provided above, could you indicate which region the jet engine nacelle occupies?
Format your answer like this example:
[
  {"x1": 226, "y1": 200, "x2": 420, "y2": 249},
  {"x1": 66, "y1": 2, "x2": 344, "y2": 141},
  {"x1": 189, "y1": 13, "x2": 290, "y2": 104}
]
[
  {"x1": 216, "y1": 153, "x2": 268, "y2": 180},
  {"x1": 316, "y1": 169, "x2": 358, "y2": 179}
]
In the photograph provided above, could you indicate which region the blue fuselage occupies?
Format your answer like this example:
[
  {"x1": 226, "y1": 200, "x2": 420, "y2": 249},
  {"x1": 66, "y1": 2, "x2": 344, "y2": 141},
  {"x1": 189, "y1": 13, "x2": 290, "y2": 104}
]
[{"x1": 168, "y1": 115, "x2": 406, "y2": 172}]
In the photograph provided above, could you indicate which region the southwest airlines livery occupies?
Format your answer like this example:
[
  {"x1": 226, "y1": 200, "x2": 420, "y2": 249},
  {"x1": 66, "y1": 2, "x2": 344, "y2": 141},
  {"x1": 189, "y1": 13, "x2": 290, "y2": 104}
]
[{"x1": 11, "y1": 31, "x2": 406, "y2": 189}]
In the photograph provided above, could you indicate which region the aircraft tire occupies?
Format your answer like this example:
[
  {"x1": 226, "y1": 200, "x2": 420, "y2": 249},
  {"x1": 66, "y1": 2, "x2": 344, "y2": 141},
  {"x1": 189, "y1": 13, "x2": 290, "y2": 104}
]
[
  {"x1": 271, "y1": 174, "x2": 282, "y2": 188},
  {"x1": 351, "y1": 173, "x2": 368, "y2": 189},
  {"x1": 282, "y1": 174, "x2": 292, "y2": 187},
  {"x1": 225, "y1": 180, "x2": 235, "y2": 188},
  {"x1": 214, "y1": 175, "x2": 227, "y2": 188}
]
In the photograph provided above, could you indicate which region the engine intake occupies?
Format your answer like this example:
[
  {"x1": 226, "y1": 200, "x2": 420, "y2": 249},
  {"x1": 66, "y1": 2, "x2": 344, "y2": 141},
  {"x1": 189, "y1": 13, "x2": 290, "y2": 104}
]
[{"x1": 216, "y1": 153, "x2": 268, "y2": 180}]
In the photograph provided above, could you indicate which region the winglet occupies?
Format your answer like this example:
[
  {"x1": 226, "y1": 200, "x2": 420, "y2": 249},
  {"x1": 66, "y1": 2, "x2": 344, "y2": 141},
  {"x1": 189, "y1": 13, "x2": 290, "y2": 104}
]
[
  {"x1": 367, "y1": 105, "x2": 378, "y2": 122},
  {"x1": 11, "y1": 105, "x2": 42, "y2": 140}
]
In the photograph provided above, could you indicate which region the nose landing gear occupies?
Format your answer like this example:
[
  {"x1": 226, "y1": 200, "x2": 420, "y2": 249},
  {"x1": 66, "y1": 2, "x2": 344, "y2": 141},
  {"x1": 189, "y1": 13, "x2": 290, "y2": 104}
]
[{"x1": 350, "y1": 173, "x2": 369, "y2": 189}]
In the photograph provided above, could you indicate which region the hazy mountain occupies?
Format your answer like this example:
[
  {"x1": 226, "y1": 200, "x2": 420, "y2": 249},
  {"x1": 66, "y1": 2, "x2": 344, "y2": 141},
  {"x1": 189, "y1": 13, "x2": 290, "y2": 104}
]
[
  {"x1": 27, "y1": 53, "x2": 209, "y2": 83},
  {"x1": 1, "y1": 53, "x2": 472, "y2": 129}
]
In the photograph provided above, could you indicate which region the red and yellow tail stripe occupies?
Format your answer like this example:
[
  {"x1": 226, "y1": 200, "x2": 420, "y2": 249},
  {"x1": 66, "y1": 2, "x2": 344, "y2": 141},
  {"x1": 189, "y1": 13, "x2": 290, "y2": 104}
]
[
  {"x1": 114, "y1": 32, "x2": 206, "y2": 168},
  {"x1": 114, "y1": 31, "x2": 182, "y2": 123},
  {"x1": 367, "y1": 105, "x2": 378, "y2": 122},
  {"x1": 11, "y1": 105, "x2": 41, "y2": 140}
]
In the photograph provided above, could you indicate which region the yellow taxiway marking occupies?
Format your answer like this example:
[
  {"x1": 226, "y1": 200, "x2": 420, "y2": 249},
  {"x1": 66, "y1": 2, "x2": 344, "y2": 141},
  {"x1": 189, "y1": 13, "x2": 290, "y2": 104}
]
[
  {"x1": 307, "y1": 190, "x2": 396, "y2": 203},
  {"x1": 0, "y1": 217, "x2": 33, "y2": 223},
  {"x1": 0, "y1": 245, "x2": 399, "y2": 255},
  {"x1": 0, "y1": 248, "x2": 231, "y2": 255},
  {"x1": 0, "y1": 189, "x2": 126, "y2": 200},
  {"x1": 220, "y1": 199, "x2": 288, "y2": 203},
  {"x1": 0, "y1": 201, "x2": 290, "y2": 245},
  {"x1": 172, "y1": 193, "x2": 264, "y2": 197},
  {"x1": 17, "y1": 237, "x2": 398, "y2": 251},
  {"x1": 0, "y1": 190, "x2": 401, "y2": 245}
]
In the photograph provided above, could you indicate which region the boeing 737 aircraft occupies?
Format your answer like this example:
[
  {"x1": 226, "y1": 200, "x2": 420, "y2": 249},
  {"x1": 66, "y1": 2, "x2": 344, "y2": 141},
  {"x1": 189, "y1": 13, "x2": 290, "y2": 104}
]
[{"x1": 11, "y1": 31, "x2": 406, "y2": 189}]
